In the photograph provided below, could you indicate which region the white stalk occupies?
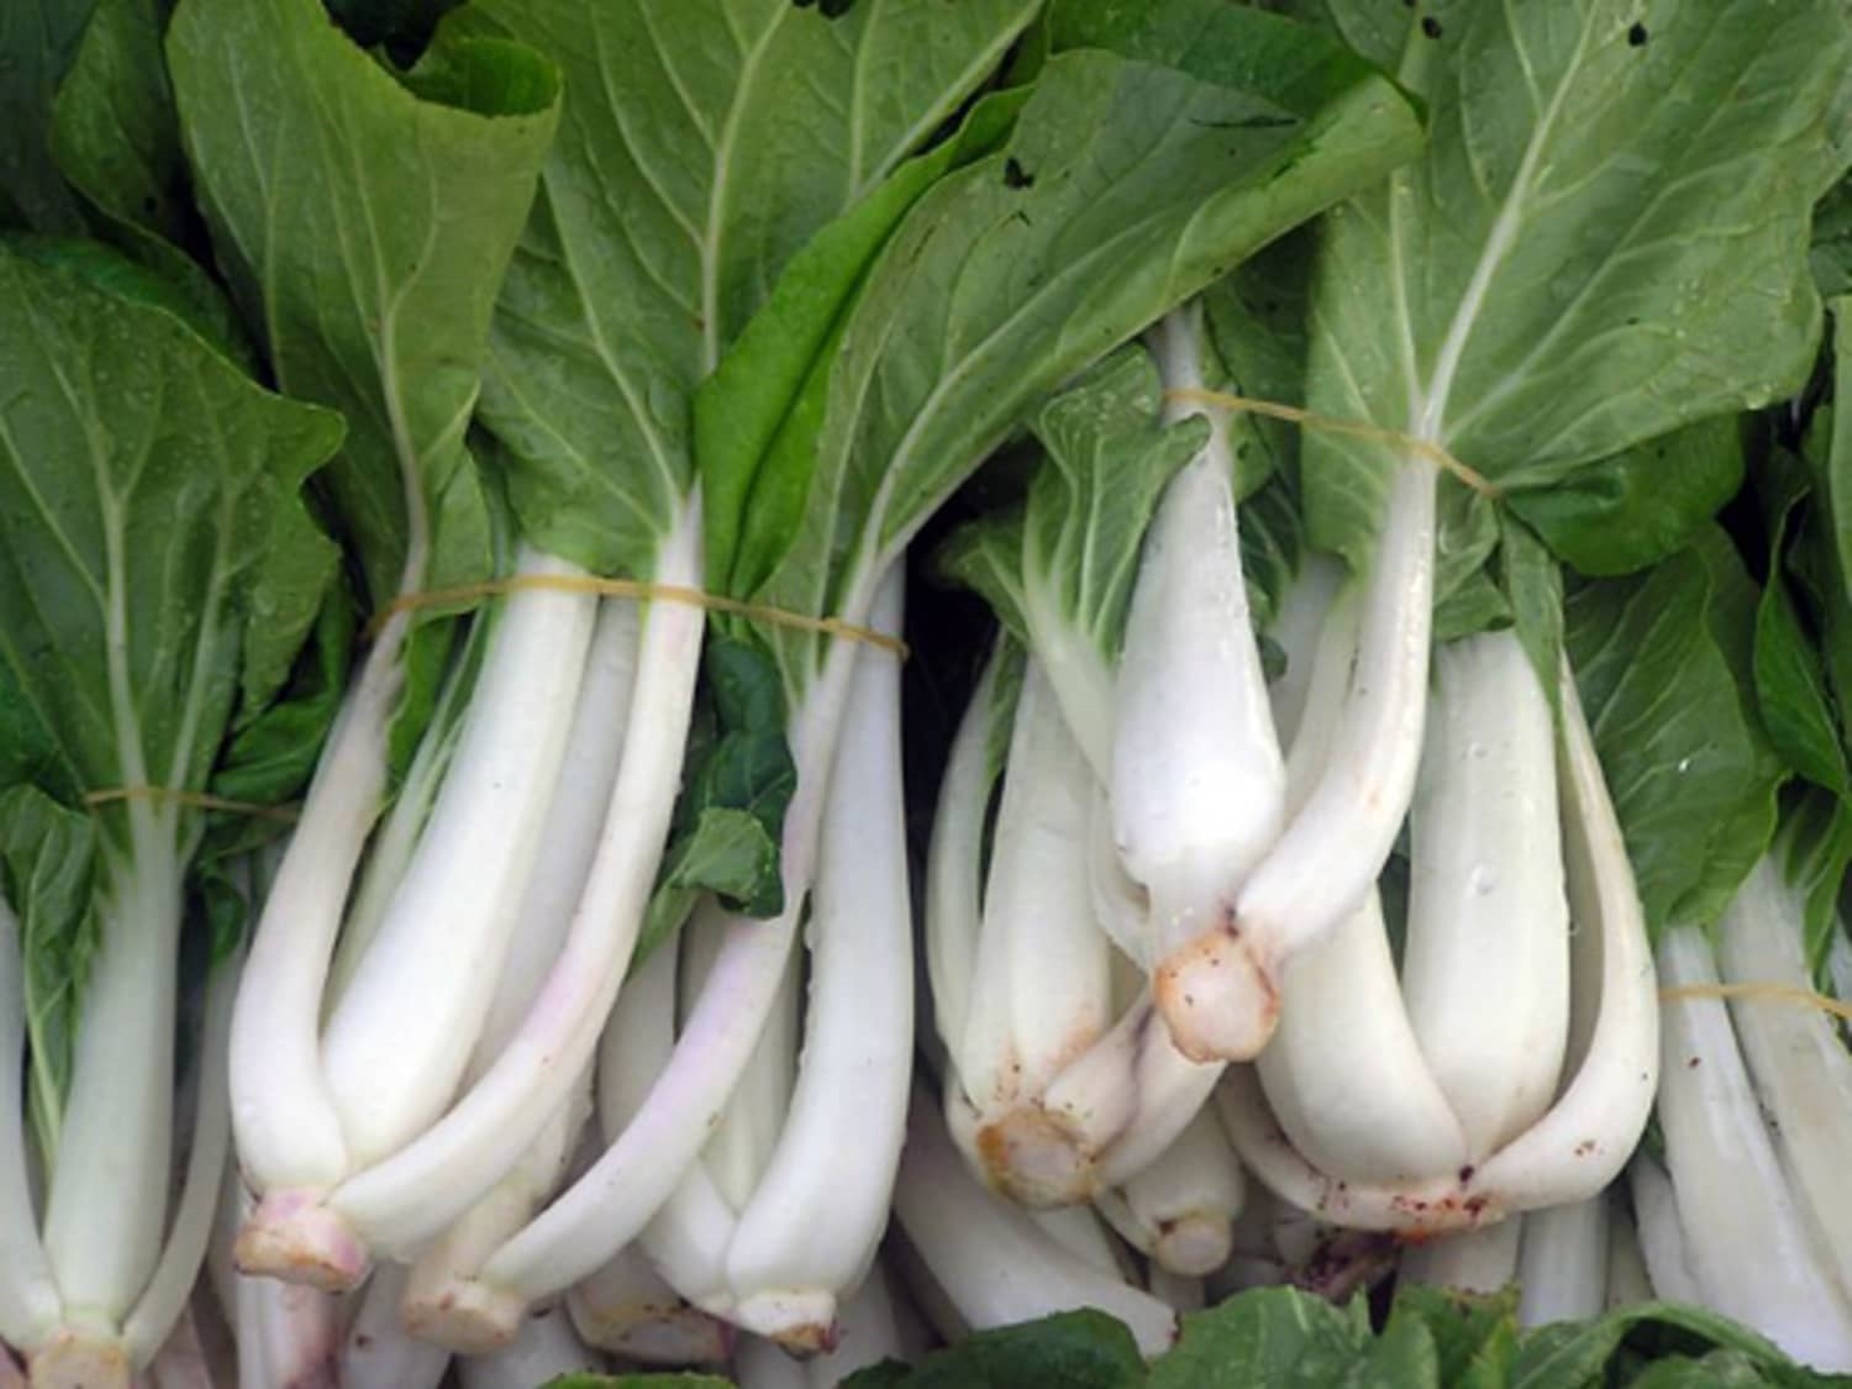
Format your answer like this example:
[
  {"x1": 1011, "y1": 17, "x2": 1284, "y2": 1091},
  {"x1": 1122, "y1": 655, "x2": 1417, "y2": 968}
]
[
  {"x1": 0, "y1": 897, "x2": 61, "y2": 1351},
  {"x1": 1230, "y1": 462, "x2": 1437, "y2": 1007},
  {"x1": 734, "y1": 1336, "x2": 808, "y2": 1389},
  {"x1": 1516, "y1": 1195, "x2": 1607, "y2": 1327},
  {"x1": 1096, "y1": 1107, "x2": 1244, "y2": 1277},
  {"x1": 455, "y1": 1310, "x2": 601, "y2": 1389},
  {"x1": 959, "y1": 657, "x2": 1110, "y2": 1118},
  {"x1": 1604, "y1": 1199, "x2": 1653, "y2": 1309},
  {"x1": 1265, "y1": 555, "x2": 1345, "y2": 750},
  {"x1": 1399, "y1": 1220, "x2": 1521, "y2": 1293},
  {"x1": 339, "y1": 1265, "x2": 449, "y2": 1389},
  {"x1": 1090, "y1": 788, "x2": 1149, "y2": 969},
  {"x1": 566, "y1": 1244, "x2": 731, "y2": 1367},
  {"x1": 804, "y1": 1265, "x2": 905, "y2": 1388},
  {"x1": 726, "y1": 570, "x2": 914, "y2": 1348},
  {"x1": 213, "y1": 1171, "x2": 339, "y2": 1389},
  {"x1": 892, "y1": 1087, "x2": 1177, "y2": 1358},
  {"x1": 1120, "y1": 307, "x2": 1285, "y2": 1063},
  {"x1": 1030, "y1": 1207, "x2": 1131, "y2": 1279},
  {"x1": 925, "y1": 641, "x2": 1011, "y2": 1055},
  {"x1": 232, "y1": 616, "x2": 408, "y2": 1241},
  {"x1": 1628, "y1": 1153, "x2": 1702, "y2": 1305},
  {"x1": 1094, "y1": 1005, "x2": 1225, "y2": 1187},
  {"x1": 886, "y1": 1232, "x2": 969, "y2": 1346},
  {"x1": 1402, "y1": 630, "x2": 1570, "y2": 1159},
  {"x1": 122, "y1": 958, "x2": 239, "y2": 1366},
  {"x1": 1656, "y1": 924, "x2": 1852, "y2": 1369},
  {"x1": 320, "y1": 503, "x2": 706, "y2": 1253},
  {"x1": 143, "y1": 1305, "x2": 212, "y2": 1389},
  {"x1": 1717, "y1": 855, "x2": 1852, "y2": 1300},
  {"x1": 41, "y1": 850, "x2": 182, "y2": 1348},
  {"x1": 322, "y1": 547, "x2": 599, "y2": 1163}
]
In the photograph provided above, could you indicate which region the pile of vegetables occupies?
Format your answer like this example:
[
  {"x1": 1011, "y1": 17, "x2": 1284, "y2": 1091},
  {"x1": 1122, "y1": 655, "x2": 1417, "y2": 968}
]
[{"x1": 3, "y1": 0, "x2": 1852, "y2": 1384}]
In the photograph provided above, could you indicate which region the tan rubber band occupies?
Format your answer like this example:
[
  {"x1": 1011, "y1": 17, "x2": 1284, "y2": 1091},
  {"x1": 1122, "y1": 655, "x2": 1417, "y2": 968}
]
[
  {"x1": 1659, "y1": 980, "x2": 1852, "y2": 1026},
  {"x1": 1163, "y1": 387, "x2": 1501, "y2": 499},
  {"x1": 366, "y1": 573, "x2": 910, "y2": 658},
  {"x1": 83, "y1": 786, "x2": 300, "y2": 822}
]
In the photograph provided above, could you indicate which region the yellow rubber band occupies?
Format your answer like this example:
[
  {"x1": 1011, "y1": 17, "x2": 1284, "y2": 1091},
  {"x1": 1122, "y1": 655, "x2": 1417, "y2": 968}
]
[
  {"x1": 1162, "y1": 387, "x2": 1502, "y2": 499},
  {"x1": 83, "y1": 786, "x2": 300, "y2": 822},
  {"x1": 365, "y1": 574, "x2": 910, "y2": 658},
  {"x1": 1659, "y1": 980, "x2": 1852, "y2": 1026}
]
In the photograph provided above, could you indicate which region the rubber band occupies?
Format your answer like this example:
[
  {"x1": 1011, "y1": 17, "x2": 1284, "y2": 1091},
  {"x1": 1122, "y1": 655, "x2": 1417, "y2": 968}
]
[
  {"x1": 364, "y1": 574, "x2": 910, "y2": 658},
  {"x1": 1162, "y1": 387, "x2": 1501, "y2": 499},
  {"x1": 1659, "y1": 980, "x2": 1852, "y2": 1026},
  {"x1": 83, "y1": 786, "x2": 300, "y2": 822}
]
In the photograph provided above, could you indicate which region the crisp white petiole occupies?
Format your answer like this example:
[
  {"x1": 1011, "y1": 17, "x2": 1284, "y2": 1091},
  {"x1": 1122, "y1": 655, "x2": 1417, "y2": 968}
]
[
  {"x1": 1603, "y1": 1199, "x2": 1654, "y2": 1310},
  {"x1": 1628, "y1": 1153, "x2": 1701, "y2": 1306},
  {"x1": 1094, "y1": 1108, "x2": 1244, "y2": 1277},
  {"x1": 1398, "y1": 1220, "x2": 1520, "y2": 1294},
  {"x1": 1403, "y1": 630, "x2": 1569, "y2": 1159},
  {"x1": 1118, "y1": 307, "x2": 1286, "y2": 1063},
  {"x1": 0, "y1": 897, "x2": 60, "y2": 1352},
  {"x1": 455, "y1": 1309, "x2": 602, "y2": 1389},
  {"x1": 1516, "y1": 1196, "x2": 1607, "y2": 1327},
  {"x1": 340, "y1": 1264, "x2": 450, "y2": 1389},
  {"x1": 726, "y1": 570, "x2": 914, "y2": 1348}
]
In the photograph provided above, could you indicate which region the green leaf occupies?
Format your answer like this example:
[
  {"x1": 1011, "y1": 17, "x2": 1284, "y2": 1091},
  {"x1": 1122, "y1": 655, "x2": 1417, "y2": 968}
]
[
  {"x1": 1815, "y1": 181, "x2": 1852, "y2": 298},
  {"x1": 0, "y1": 0, "x2": 93, "y2": 232},
  {"x1": 1512, "y1": 1301, "x2": 1805, "y2": 1388},
  {"x1": 1148, "y1": 1286, "x2": 1373, "y2": 1389},
  {"x1": 1242, "y1": 471, "x2": 1305, "y2": 636},
  {"x1": 1564, "y1": 539, "x2": 1785, "y2": 936},
  {"x1": 1505, "y1": 417, "x2": 1747, "y2": 580},
  {"x1": 0, "y1": 783, "x2": 96, "y2": 1165},
  {"x1": 1303, "y1": 0, "x2": 1846, "y2": 575},
  {"x1": 1386, "y1": 1286, "x2": 1521, "y2": 1389},
  {"x1": 1202, "y1": 227, "x2": 1316, "y2": 498},
  {"x1": 168, "y1": 0, "x2": 561, "y2": 618},
  {"x1": 0, "y1": 241, "x2": 343, "y2": 850},
  {"x1": 1775, "y1": 789, "x2": 1852, "y2": 985},
  {"x1": 1752, "y1": 449, "x2": 1850, "y2": 796},
  {"x1": 458, "y1": 0, "x2": 1038, "y2": 581},
  {"x1": 880, "y1": 1309, "x2": 1145, "y2": 1389},
  {"x1": 716, "y1": 27, "x2": 1424, "y2": 700},
  {"x1": 1827, "y1": 303, "x2": 1852, "y2": 607}
]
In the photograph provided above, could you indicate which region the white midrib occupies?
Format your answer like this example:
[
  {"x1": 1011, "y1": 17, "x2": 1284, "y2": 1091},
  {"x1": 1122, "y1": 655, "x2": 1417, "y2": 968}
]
[{"x1": 1407, "y1": 10, "x2": 1598, "y2": 448}]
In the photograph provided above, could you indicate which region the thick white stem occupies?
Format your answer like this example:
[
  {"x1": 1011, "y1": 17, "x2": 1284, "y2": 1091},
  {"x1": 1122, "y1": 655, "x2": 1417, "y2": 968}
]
[
  {"x1": 1628, "y1": 1153, "x2": 1702, "y2": 1306},
  {"x1": 960, "y1": 657, "x2": 1110, "y2": 1115},
  {"x1": 1090, "y1": 788, "x2": 1149, "y2": 969},
  {"x1": 726, "y1": 573, "x2": 913, "y2": 1348},
  {"x1": 1030, "y1": 1208, "x2": 1130, "y2": 1279},
  {"x1": 1403, "y1": 630, "x2": 1569, "y2": 1159},
  {"x1": 213, "y1": 1171, "x2": 339, "y2": 1389},
  {"x1": 1399, "y1": 1220, "x2": 1521, "y2": 1293},
  {"x1": 734, "y1": 1336, "x2": 808, "y2": 1389},
  {"x1": 1094, "y1": 1108, "x2": 1244, "y2": 1277},
  {"x1": 322, "y1": 504, "x2": 706, "y2": 1254},
  {"x1": 925, "y1": 642, "x2": 1011, "y2": 1057},
  {"x1": 0, "y1": 898, "x2": 60, "y2": 1350},
  {"x1": 232, "y1": 618, "x2": 406, "y2": 1202},
  {"x1": 323, "y1": 548, "x2": 599, "y2": 1164},
  {"x1": 1231, "y1": 463, "x2": 1436, "y2": 1002},
  {"x1": 1717, "y1": 855, "x2": 1852, "y2": 1302},
  {"x1": 1603, "y1": 1199, "x2": 1653, "y2": 1310},
  {"x1": 1516, "y1": 1195, "x2": 1607, "y2": 1327},
  {"x1": 122, "y1": 959, "x2": 238, "y2": 1366},
  {"x1": 339, "y1": 1265, "x2": 449, "y2": 1389},
  {"x1": 892, "y1": 1088, "x2": 1177, "y2": 1358},
  {"x1": 1122, "y1": 309, "x2": 1286, "y2": 1063},
  {"x1": 43, "y1": 854, "x2": 183, "y2": 1330},
  {"x1": 566, "y1": 1244, "x2": 731, "y2": 1367},
  {"x1": 455, "y1": 1309, "x2": 601, "y2": 1389},
  {"x1": 1656, "y1": 925, "x2": 1852, "y2": 1369}
]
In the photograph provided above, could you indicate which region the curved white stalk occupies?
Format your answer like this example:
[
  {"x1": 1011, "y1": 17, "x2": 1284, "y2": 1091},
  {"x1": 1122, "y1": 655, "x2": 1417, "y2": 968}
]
[
  {"x1": 1399, "y1": 1220, "x2": 1521, "y2": 1294},
  {"x1": 319, "y1": 503, "x2": 706, "y2": 1255},
  {"x1": 892, "y1": 1087, "x2": 1177, "y2": 1358},
  {"x1": 1094, "y1": 1108, "x2": 1244, "y2": 1277},
  {"x1": 1603, "y1": 1199, "x2": 1653, "y2": 1310},
  {"x1": 805, "y1": 1265, "x2": 905, "y2": 1388},
  {"x1": 40, "y1": 850, "x2": 182, "y2": 1371},
  {"x1": 1090, "y1": 788, "x2": 1149, "y2": 969},
  {"x1": 456, "y1": 1309, "x2": 601, "y2": 1389},
  {"x1": 1030, "y1": 1207, "x2": 1130, "y2": 1279},
  {"x1": 1655, "y1": 924, "x2": 1852, "y2": 1369},
  {"x1": 340, "y1": 1265, "x2": 449, "y2": 1389},
  {"x1": 924, "y1": 642, "x2": 1010, "y2": 1057},
  {"x1": 726, "y1": 578, "x2": 913, "y2": 1346},
  {"x1": 1094, "y1": 1007, "x2": 1224, "y2": 1188},
  {"x1": 232, "y1": 617, "x2": 409, "y2": 1266},
  {"x1": 1403, "y1": 630, "x2": 1569, "y2": 1159},
  {"x1": 1516, "y1": 1195, "x2": 1606, "y2": 1327},
  {"x1": 1119, "y1": 307, "x2": 1285, "y2": 1063},
  {"x1": 1229, "y1": 463, "x2": 1437, "y2": 1020},
  {"x1": 122, "y1": 958, "x2": 238, "y2": 1366},
  {"x1": 0, "y1": 897, "x2": 61, "y2": 1351},
  {"x1": 1265, "y1": 555, "x2": 1345, "y2": 750},
  {"x1": 1717, "y1": 856, "x2": 1852, "y2": 1301},
  {"x1": 567, "y1": 1243, "x2": 732, "y2": 1367},
  {"x1": 960, "y1": 658, "x2": 1111, "y2": 1132},
  {"x1": 322, "y1": 548, "x2": 599, "y2": 1164},
  {"x1": 1628, "y1": 1153, "x2": 1701, "y2": 1305},
  {"x1": 887, "y1": 1231, "x2": 970, "y2": 1346}
]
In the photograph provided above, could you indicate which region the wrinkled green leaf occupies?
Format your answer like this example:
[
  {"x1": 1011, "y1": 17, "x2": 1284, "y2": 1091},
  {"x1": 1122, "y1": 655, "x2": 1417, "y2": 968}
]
[
  {"x1": 1388, "y1": 1286, "x2": 1520, "y2": 1389},
  {"x1": 1202, "y1": 227, "x2": 1316, "y2": 497},
  {"x1": 869, "y1": 1309, "x2": 1144, "y2": 1389},
  {"x1": 458, "y1": 0, "x2": 1038, "y2": 580},
  {"x1": 1243, "y1": 470, "x2": 1305, "y2": 635},
  {"x1": 1774, "y1": 788, "x2": 1852, "y2": 980},
  {"x1": 1505, "y1": 417, "x2": 1746, "y2": 580},
  {"x1": 1304, "y1": 0, "x2": 1844, "y2": 578},
  {"x1": 1148, "y1": 1286, "x2": 1373, "y2": 1389},
  {"x1": 713, "y1": 23, "x2": 1423, "y2": 700},
  {"x1": 1512, "y1": 1301, "x2": 1804, "y2": 1388},
  {"x1": 1565, "y1": 539, "x2": 1784, "y2": 935},
  {"x1": 1815, "y1": 182, "x2": 1852, "y2": 298},
  {"x1": 0, "y1": 0, "x2": 93, "y2": 232},
  {"x1": 169, "y1": 0, "x2": 560, "y2": 618}
]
